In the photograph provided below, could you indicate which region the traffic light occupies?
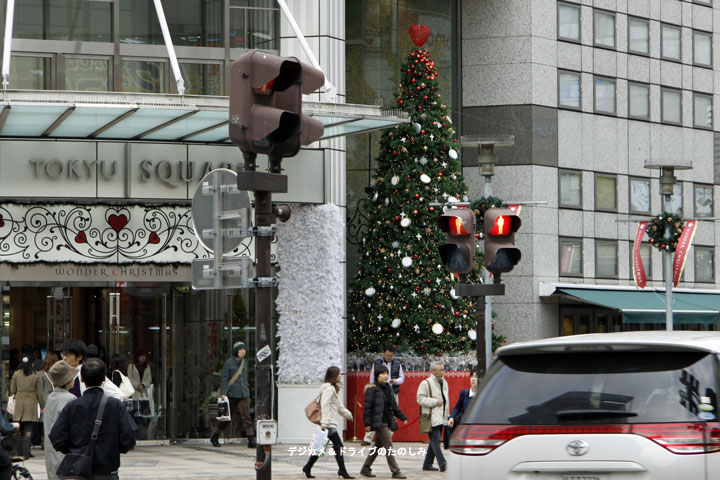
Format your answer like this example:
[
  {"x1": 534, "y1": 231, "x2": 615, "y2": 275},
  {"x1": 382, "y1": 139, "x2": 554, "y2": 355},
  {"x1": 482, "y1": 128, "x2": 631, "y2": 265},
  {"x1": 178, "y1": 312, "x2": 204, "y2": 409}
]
[
  {"x1": 229, "y1": 51, "x2": 325, "y2": 159},
  {"x1": 483, "y1": 207, "x2": 521, "y2": 274},
  {"x1": 437, "y1": 208, "x2": 476, "y2": 274}
]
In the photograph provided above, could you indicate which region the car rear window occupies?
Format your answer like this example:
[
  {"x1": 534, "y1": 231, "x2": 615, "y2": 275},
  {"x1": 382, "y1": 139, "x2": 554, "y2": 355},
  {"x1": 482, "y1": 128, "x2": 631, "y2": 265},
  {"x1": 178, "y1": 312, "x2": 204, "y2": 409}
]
[{"x1": 464, "y1": 351, "x2": 719, "y2": 424}]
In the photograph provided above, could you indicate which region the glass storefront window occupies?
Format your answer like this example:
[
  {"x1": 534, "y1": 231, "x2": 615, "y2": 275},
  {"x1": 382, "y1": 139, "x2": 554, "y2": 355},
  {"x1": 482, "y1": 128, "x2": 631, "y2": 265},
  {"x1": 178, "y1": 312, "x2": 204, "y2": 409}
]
[
  {"x1": 122, "y1": 60, "x2": 166, "y2": 93},
  {"x1": 65, "y1": 57, "x2": 110, "y2": 92},
  {"x1": 180, "y1": 63, "x2": 222, "y2": 95},
  {"x1": 229, "y1": 3, "x2": 279, "y2": 51},
  {"x1": 10, "y1": 55, "x2": 52, "y2": 90},
  {"x1": 120, "y1": 0, "x2": 223, "y2": 47},
  {"x1": 13, "y1": 0, "x2": 112, "y2": 42}
]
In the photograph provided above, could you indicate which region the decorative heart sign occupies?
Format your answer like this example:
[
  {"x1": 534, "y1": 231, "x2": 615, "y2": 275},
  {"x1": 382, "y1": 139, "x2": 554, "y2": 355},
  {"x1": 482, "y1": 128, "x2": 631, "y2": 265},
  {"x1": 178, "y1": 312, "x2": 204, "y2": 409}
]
[
  {"x1": 148, "y1": 232, "x2": 161, "y2": 244},
  {"x1": 108, "y1": 213, "x2": 128, "y2": 233},
  {"x1": 75, "y1": 231, "x2": 87, "y2": 244},
  {"x1": 409, "y1": 24, "x2": 430, "y2": 47}
]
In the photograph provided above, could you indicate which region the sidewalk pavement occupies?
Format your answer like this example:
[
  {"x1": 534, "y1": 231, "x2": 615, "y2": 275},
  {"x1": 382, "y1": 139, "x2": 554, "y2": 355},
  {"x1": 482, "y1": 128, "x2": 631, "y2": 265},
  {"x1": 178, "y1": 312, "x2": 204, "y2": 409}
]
[{"x1": 19, "y1": 440, "x2": 448, "y2": 480}]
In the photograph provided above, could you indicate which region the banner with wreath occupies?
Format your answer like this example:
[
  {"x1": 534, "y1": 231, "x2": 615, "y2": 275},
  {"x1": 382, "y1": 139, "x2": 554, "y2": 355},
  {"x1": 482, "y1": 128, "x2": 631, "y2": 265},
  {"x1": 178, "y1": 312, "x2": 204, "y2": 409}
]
[{"x1": 0, "y1": 202, "x2": 252, "y2": 264}]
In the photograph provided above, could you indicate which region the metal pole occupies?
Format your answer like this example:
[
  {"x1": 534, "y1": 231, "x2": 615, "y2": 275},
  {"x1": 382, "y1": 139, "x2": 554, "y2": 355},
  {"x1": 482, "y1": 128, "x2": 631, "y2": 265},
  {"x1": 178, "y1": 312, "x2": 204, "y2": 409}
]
[
  {"x1": 254, "y1": 173, "x2": 274, "y2": 480},
  {"x1": 2, "y1": 0, "x2": 15, "y2": 89},
  {"x1": 476, "y1": 295, "x2": 487, "y2": 377},
  {"x1": 152, "y1": 0, "x2": 185, "y2": 95},
  {"x1": 213, "y1": 174, "x2": 223, "y2": 290},
  {"x1": 663, "y1": 195, "x2": 673, "y2": 331},
  {"x1": 483, "y1": 176, "x2": 493, "y2": 370}
]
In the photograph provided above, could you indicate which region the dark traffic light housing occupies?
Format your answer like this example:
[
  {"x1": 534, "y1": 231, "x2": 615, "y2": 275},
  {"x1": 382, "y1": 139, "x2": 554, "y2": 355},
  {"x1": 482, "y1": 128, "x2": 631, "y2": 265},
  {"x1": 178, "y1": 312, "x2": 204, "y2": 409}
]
[
  {"x1": 437, "y1": 208, "x2": 476, "y2": 274},
  {"x1": 483, "y1": 207, "x2": 521, "y2": 274},
  {"x1": 229, "y1": 51, "x2": 325, "y2": 161}
]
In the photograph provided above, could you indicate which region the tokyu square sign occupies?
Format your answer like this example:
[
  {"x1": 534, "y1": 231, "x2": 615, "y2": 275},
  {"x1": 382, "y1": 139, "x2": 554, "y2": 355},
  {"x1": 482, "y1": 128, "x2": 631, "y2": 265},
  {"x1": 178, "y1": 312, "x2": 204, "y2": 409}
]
[{"x1": 0, "y1": 140, "x2": 324, "y2": 203}]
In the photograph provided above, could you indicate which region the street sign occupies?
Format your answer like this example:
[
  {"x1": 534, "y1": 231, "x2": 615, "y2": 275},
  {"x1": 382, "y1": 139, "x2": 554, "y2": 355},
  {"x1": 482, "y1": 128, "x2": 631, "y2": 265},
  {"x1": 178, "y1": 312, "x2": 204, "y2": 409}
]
[
  {"x1": 191, "y1": 168, "x2": 251, "y2": 254},
  {"x1": 191, "y1": 257, "x2": 254, "y2": 290}
]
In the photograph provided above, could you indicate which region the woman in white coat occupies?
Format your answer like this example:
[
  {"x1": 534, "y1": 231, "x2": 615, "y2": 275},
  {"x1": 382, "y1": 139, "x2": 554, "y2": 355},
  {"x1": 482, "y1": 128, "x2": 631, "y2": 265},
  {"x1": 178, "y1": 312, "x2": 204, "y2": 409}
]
[{"x1": 302, "y1": 366, "x2": 354, "y2": 479}]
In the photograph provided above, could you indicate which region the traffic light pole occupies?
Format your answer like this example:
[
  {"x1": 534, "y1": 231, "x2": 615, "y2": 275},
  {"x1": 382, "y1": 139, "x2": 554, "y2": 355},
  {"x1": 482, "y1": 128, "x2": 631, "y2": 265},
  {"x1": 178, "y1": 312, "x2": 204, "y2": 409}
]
[{"x1": 238, "y1": 152, "x2": 288, "y2": 480}]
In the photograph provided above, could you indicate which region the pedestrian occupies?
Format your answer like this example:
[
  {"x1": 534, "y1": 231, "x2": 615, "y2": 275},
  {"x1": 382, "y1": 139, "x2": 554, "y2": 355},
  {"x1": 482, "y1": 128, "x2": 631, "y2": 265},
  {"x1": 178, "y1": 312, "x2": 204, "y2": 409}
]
[
  {"x1": 302, "y1": 366, "x2": 354, "y2": 479},
  {"x1": 416, "y1": 361, "x2": 449, "y2": 472},
  {"x1": 447, "y1": 370, "x2": 477, "y2": 448},
  {"x1": 41, "y1": 352, "x2": 60, "y2": 403},
  {"x1": 0, "y1": 416, "x2": 20, "y2": 480},
  {"x1": 361, "y1": 344, "x2": 404, "y2": 446},
  {"x1": 49, "y1": 358, "x2": 138, "y2": 480},
  {"x1": 62, "y1": 339, "x2": 124, "y2": 400},
  {"x1": 359, "y1": 365, "x2": 407, "y2": 479},
  {"x1": 43, "y1": 360, "x2": 78, "y2": 480},
  {"x1": 210, "y1": 341, "x2": 255, "y2": 448},
  {"x1": 10, "y1": 355, "x2": 44, "y2": 453},
  {"x1": 127, "y1": 350, "x2": 153, "y2": 439}
]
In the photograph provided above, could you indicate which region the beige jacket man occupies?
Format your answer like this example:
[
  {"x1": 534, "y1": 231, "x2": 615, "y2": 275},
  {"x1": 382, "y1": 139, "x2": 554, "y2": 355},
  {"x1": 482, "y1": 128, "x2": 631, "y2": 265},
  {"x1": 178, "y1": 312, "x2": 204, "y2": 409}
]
[{"x1": 416, "y1": 367, "x2": 450, "y2": 427}]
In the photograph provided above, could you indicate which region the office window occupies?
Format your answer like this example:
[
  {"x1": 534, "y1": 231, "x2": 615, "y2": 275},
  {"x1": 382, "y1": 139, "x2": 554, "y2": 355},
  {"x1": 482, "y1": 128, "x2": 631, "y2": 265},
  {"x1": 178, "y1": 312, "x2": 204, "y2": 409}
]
[
  {"x1": 558, "y1": 2, "x2": 581, "y2": 41},
  {"x1": 662, "y1": 88, "x2": 682, "y2": 124},
  {"x1": 668, "y1": 183, "x2": 683, "y2": 215},
  {"x1": 693, "y1": 31, "x2": 713, "y2": 66},
  {"x1": 594, "y1": 10, "x2": 616, "y2": 48},
  {"x1": 628, "y1": 83, "x2": 650, "y2": 119},
  {"x1": 694, "y1": 94, "x2": 713, "y2": 129},
  {"x1": 180, "y1": 63, "x2": 222, "y2": 95},
  {"x1": 560, "y1": 238, "x2": 583, "y2": 276},
  {"x1": 629, "y1": 177, "x2": 651, "y2": 214},
  {"x1": 596, "y1": 240, "x2": 618, "y2": 278},
  {"x1": 695, "y1": 184, "x2": 714, "y2": 217},
  {"x1": 14, "y1": 0, "x2": 112, "y2": 42},
  {"x1": 662, "y1": 24, "x2": 681, "y2": 61},
  {"x1": 695, "y1": 247, "x2": 715, "y2": 282},
  {"x1": 558, "y1": 71, "x2": 581, "y2": 109},
  {"x1": 594, "y1": 77, "x2": 616, "y2": 114},
  {"x1": 596, "y1": 174, "x2": 617, "y2": 210},
  {"x1": 628, "y1": 17, "x2": 649, "y2": 55},
  {"x1": 10, "y1": 56, "x2": 52, "y2": 90},
  {"x1": 122, "y1": 60, "x2": 166, "y2": 93},
  {"x1": 65, "y1": 57, "x2": 110, "y2": 92},
  {"x1": 559, "y1": 170, "x2": 582, "y2": 208}
]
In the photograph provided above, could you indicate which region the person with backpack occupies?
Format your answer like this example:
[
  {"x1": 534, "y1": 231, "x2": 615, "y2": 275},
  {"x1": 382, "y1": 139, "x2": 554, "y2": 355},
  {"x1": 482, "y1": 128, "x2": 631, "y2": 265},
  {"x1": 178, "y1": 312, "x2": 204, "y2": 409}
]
[{"x1": 210, "y1": 341, "x2": 255, "y2": 448}]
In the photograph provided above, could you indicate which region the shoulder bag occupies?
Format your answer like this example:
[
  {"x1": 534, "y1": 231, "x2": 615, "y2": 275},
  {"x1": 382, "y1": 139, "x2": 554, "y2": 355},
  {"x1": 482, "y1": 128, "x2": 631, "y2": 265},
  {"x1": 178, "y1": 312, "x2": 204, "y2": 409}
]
[
  {"x1": 6, "y1": 395, "x2": 15, "y2": 416},
  {"x1": 57, "y1": 394, "x2": 109, "y2": 480},
  {"x1": 114, "y1": 371, "x2": 135, "y2": 400},
  {"x1": 418, "y1": 379, "x2": 434, "y2": 434},
  {"x1": 304, "y1": 387, "x2": 324, "y2": 425}
]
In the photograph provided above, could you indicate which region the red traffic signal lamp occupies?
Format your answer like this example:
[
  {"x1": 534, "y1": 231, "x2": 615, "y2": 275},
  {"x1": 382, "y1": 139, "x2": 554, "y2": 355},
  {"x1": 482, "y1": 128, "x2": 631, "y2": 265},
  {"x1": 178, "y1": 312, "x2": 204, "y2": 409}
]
[
  {"x1": 437, "y1": 208, "x2": 476, "y2": 274},
  {"x1": 229, "y1": 51, "x2": 325, "y2": 161},
  {"x1": 483, "y1": 207, "x2": 521, "y2": 274}
]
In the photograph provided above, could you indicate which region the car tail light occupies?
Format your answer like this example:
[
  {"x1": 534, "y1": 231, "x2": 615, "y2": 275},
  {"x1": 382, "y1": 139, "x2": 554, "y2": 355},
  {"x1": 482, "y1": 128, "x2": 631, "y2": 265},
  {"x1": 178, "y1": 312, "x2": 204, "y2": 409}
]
[{"x1": 450, "y1": 423, "x2": 720, "y2": 456}]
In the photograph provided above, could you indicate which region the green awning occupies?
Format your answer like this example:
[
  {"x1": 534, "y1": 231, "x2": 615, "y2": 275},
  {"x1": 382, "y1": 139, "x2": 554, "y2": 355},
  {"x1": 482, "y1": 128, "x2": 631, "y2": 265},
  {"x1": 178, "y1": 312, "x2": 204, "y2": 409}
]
[{"x1": 559, "y1": 288, "x2": 720, "y2": 324}]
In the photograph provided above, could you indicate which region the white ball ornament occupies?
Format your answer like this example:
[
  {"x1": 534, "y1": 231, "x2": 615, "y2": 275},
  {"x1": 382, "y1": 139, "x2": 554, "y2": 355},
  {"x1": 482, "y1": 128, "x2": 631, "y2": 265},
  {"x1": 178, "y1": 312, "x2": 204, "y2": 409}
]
[
  {"x1": 384, "y1": 198, "x2": 390, "y2": 205},
  {"x1": 364, "y1": 287, "x2": 376, "y2": 297},
  {"x1": 392, "y1": 318, "x2": 401, "y2": 328},
  {"x1": 420, "y1": 174, "x2": 431, "y2": 184},
  {"x1": 401, "y1": 256, "x2": 413, "y2": 267},
  {"x1": 400, "y1": 218, "x2": 411, "y2": 228},
  {"x1": 372, "y1": 193, "x2": 378, "y2": 202},
  {"x1": 468, "y1": 329, "x2": 477, "y2": 341},
  {"x1": 413, "y1": 122, "x2": 422, "y2": 134},
  {"x1": 432, "y1": 323, "x2": 444, "y2": 335},
  {"x1": 391, "y1": 176, "x2": 399, "y2": 185},
  {"x1": 448, "y1": 149, "x2": 458, "y2": 160},
  {"x1": 450, "y1": 288, "x2": 458, "y2": 299}
]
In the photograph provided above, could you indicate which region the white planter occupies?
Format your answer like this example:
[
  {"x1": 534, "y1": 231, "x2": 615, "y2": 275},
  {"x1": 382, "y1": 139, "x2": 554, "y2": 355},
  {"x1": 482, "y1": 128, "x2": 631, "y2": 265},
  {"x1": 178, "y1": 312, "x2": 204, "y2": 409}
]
[{"x1": 277, "y1": 383, "x2": 324, "y2": 444}]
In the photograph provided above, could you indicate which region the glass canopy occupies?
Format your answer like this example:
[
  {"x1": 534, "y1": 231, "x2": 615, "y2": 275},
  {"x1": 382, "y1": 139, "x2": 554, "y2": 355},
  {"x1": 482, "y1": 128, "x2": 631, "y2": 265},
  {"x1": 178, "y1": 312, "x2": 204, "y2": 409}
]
[{"x1": 0, "y1": 91, "x2": 408, "y2": 143}]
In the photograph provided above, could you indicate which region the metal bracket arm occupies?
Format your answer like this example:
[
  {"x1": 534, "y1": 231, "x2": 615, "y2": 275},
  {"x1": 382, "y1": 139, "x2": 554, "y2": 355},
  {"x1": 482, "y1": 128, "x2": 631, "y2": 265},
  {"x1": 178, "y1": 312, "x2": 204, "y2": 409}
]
[
  {"x1": 251, "y1": 226, "x2": 276, "y2": 237},
  {"x1": 252, "y1": 277, "x2": 278, "y2": 288}
]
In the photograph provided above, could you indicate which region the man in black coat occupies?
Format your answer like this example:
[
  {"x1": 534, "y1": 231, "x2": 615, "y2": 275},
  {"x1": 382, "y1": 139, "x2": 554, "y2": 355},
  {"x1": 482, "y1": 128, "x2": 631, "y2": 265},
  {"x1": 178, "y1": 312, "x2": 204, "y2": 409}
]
[
  {"x1": 50, "y1": 358, "x2": 137, "y2": 480},
  {"x1": 360, "y1": 366, "x2": 407, "y2": 479}
]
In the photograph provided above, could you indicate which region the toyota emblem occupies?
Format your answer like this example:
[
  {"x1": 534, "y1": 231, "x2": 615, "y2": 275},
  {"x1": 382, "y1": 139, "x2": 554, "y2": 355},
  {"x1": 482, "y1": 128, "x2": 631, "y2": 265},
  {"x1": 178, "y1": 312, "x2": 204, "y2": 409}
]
[{"x1": 566, "y1": 439, "x2": 590, "y2": 456}]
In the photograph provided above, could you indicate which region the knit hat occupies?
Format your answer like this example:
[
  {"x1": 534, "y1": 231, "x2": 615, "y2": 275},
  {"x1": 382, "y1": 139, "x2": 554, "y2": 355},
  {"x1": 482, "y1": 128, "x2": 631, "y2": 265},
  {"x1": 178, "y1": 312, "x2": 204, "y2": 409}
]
[
  {"x1": 232, "y1": 342, "x2": 247, "y2": 355},
  {"x1": 48, "y1": 360, "x2": 78, "y2": 387}
]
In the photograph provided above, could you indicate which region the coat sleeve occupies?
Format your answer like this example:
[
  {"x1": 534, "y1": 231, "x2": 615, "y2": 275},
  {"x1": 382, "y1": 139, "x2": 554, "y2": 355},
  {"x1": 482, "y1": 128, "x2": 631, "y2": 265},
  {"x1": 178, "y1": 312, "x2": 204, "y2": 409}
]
[
  {"x1": 391, "y1": 396, "x2": 407, "y2": 422},
  {"x1": 218, "y1": 360, "x2": 231, "y2": 396},
  {"x1": 338, "y1": 398, "x2": 352, "y2": 422},
  {"x1": 450, "y1": 390, "x2": 467, "y2": 420},
  {"x1": 417, "y1": 380, "x2": 437, "y2": 408},
  {"x1": 127, "y1": 364, "x2": 141, "y2": 389},
  {"x1": 10, "y1": 372, "x2": 16, "y2": 396},
  {"x1": 319, "y1": 387, "x2": 332, "y2": 427},
  {"x1": 49, "y1": 405, "x2": 72, "y2": 454},
  {"x1": 117, "y1": 401, "x2": 138, "y2": 454},
  {"x1": 36, "y1": 374, "x2": 45, "y2": 409},
  {"x1": 362, "y1": 387, "x2": 374, "y2": 428}
]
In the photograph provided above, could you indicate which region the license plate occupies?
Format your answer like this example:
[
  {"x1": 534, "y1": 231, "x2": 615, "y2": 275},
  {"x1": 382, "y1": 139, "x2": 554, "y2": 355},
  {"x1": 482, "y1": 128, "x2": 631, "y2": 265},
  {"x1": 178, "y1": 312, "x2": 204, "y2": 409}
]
[{"x1": 557, "y1": 477, "x2": 601, "y2": 480}]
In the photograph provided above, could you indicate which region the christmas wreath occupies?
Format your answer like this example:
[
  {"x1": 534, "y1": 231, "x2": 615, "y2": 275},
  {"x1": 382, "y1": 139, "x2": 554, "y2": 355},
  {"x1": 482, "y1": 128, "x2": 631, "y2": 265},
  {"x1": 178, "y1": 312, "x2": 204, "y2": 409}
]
[
  {"x1": 471, "y1": 196, "x2": 505, "y2": 229},
  {"x1": 647, "y1": 212, "x2": 683, "y2": 252}
]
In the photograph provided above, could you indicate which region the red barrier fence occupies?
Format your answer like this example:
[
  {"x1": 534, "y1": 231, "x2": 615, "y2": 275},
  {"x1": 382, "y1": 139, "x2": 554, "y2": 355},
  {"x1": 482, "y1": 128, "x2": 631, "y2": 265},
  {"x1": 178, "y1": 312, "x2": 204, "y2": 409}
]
[{"x1": 345, "y1": 371, "x2": 471, "y2": 442}]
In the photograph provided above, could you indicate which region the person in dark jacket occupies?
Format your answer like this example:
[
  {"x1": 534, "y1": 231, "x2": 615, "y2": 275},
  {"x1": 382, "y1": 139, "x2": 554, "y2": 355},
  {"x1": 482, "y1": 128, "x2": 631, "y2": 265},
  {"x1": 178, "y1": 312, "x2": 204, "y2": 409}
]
[
  {"x1": 446, "y1": 370, "x2": 478, "y2": 448},
  {"x1": 0, "y1": 414, "x2": 20, "y2": 480},
  {"x1": 359, "y1": 366, "x2": 407, "y2": 479},
  {"x1": 49, "y1": 358, "x2": 137, "y2": 480},
  {"x1": 211, "y1": 341, "x2": 255, "y2": 448}
]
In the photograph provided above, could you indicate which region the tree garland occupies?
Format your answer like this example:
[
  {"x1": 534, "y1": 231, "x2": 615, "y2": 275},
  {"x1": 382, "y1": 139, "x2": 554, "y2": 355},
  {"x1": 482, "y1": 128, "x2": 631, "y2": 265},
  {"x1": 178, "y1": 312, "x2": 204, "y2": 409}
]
[
  {"x1": 470, "y1": 196, "x2": 505, "y2": 229},
  {"x1": 647, "y1": 212, "x2": 683, "y2": 252}
]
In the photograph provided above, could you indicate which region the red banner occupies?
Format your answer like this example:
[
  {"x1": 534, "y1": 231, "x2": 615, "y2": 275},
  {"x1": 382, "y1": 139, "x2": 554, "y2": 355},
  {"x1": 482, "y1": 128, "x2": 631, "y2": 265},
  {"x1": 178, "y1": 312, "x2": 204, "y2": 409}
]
[
  {"x1": 633, "y1": 222, "x2": 649, "y2": 289},
  {"x1": 673, "y1": 220, "x2": 697, "y2": 287},
  {"x1": 507, "y1": 204, "x2": 521, "y2": 216}
]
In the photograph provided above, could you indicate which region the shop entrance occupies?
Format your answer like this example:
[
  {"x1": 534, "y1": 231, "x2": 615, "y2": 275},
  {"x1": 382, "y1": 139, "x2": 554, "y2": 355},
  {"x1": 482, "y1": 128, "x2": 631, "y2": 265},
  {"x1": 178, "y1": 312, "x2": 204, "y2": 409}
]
[{"x1": 2, "y1": 283, "x2": 253, "y2": 440}]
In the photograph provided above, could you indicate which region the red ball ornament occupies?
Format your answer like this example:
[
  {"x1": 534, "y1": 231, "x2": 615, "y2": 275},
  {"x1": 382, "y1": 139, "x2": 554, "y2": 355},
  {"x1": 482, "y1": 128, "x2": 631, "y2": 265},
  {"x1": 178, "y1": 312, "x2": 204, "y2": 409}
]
[
  {"x1": 416, "y1": 86, "x2": 421, "y2": 91},
  {"x1": 388, "y1": 268, "x2": 392, "y2": 273},
  {"x1": 415, "y1": 194, "x2": 420, "y2": 199},
  {"x1": 399, "y1": 100, "x2": 404, "y2": 104},
  {"x1": 438, "y1": 172, "x2": 443, "y2": 177},
  {"x1": 412, "y1": 78, "x2": 416, "y2": 83},
  {"x1": 393, "y1": 151, "x2": 397, "y2": 155},
  {"x1": 413, "y1": 210, "x2": 418, "y2": 214},
  {"x1": 395, "y1": 216, "x2": 400, "y2": 221},
  {"x1": 429, "y1": 207, "x2": 435, "y2": 212},
  {"x1": 424, "y1": 96, "x2": 428, "y2": 100},
  {"x1": 421, "y1": 130, "x2": 425, "y2": 134}
]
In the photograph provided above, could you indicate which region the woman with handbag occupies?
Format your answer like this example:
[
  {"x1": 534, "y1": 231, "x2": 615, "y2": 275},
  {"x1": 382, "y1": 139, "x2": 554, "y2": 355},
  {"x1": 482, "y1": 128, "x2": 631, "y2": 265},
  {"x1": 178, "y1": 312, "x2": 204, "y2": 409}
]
[
  {"x1": 302, "y1": 366, "x2": 354, "y2": 479},
  {"x1": 110, "y1": 355, "x2": 136, "y2": 400},
  {"x1": 359, "y1": 366, "x2": 408, "y2": 479},
  {"x1": 10, "y1": 356, "x2": 44, "y2": 455}
]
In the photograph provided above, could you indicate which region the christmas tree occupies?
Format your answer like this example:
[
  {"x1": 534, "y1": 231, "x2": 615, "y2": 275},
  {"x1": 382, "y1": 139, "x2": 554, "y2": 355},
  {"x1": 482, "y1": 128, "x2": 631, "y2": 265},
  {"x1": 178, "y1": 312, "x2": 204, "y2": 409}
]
[{"x1": 348, "y1": 26, "x2": 476, "y2": 354}]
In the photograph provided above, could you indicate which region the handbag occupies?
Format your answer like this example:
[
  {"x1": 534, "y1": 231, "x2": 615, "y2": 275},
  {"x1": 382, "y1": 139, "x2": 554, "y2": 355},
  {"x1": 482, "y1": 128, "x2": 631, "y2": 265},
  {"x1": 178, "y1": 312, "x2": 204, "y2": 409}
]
[
  {"x1": 114, "y1": 371, "x2": 135, "y2": 400},
  {"x1": 57, "y1": 394, "x2": 108, "y2": 480},
  {"x1": 304, "y1": 392, "x2": 322, "y2": 425},
  {"x1": 418, "y1": 379, "x2": 434, "y2": 434},
  {"x1": 6, "y1": 396, "x2": 14, "y2": 416},
  {"x1": 216, "y1": 397, "x2": 231, "y2": 422}
]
